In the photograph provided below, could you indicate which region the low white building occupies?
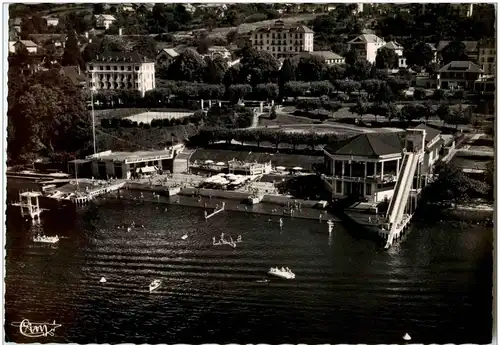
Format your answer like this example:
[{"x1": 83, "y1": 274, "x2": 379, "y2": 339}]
[
  {"x1": 43, "y1": 16, "x2": 59, "y2": 27},
  {"x1": 86, "y1": 52, "x2": 156, "y2": 97},
  {"x1": 308, "y1": 51, "x2": 345, "y2": 65},
  {"x1": 206, "y1": 46, "x2": 231, "y2": 60},
  {"x1": 84, "y1": 145, "x2": 185, "y2": 179},
  {"x1": 12, "y1": 40, "x2": 38, "y2": 54}
]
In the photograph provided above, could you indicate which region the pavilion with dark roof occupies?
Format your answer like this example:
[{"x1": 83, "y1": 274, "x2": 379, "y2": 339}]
[{"x1": 322, "y1": 129, "x2": 444, "y2": 202}]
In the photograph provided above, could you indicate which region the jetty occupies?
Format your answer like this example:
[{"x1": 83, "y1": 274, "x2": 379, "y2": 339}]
[{"x1": 204, "y1": 202, "x2": 225, "y2": 219}]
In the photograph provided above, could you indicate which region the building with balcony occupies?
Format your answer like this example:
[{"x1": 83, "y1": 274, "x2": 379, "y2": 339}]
[
  {"x1": 86, "y1": 52, "x2": 155, "y2": 97},
  {"x1": 437, "y1": 60, "x2": 483, "y2": 91},
  {"x1": 322, "y1": 127, "x2": 442, "y2": 202},
  {"x1": 42, "y1": 16, "x2": 59, "y2": 27},
  {"x1": 250, "y1": 20, "x2": 314, "y2": 59},
  {"x1": 347, "y1": 34, "x2": 386, "y2": 64},
  {"x1": 478, "y1": 38, "x2": 495, "y2": 76}
]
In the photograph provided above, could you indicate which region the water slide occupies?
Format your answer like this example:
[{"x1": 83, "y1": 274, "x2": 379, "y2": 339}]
[{"x1": 384, "y1": 152, "x2": 420, "y2": 247}]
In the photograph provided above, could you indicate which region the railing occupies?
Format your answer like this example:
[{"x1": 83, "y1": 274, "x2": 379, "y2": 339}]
[
  {"x1": 390, "y1": 153, "x2": 418, "y2": 228},
  {"x1": 386, "y1": 153, "x2": 410, "y2": 223}
]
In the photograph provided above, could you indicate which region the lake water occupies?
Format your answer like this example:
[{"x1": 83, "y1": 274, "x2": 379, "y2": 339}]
[{"x1": 4, "y1": 195, "x2": 493, "y2": 343}]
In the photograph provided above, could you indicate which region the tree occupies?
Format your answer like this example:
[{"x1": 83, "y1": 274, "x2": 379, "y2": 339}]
[
  {"x1": 279, "y1": 58, "x2": 295, "y2": 94},
  {"x1": 440, "y1": 41, "x2": 468, "y2": 64},
  {"x1": 132, "y1": 36, "x2": 158, "y2": 59},
  {"x1": 270, "y1": 105, "x2": 277, "y2": 120},
  {"x1": 296, "y1": 55, "x2": 326, "y2": 82},
  {"x1": 227, "y1": 84, "x2": 252, "y2": 103},
  {"x1": 375, "y1": 82, "x2": 394, "y2": 103},
  {"x1": 196, "y1": 36, "x2": 212, "y2": 55},
  {"x1": 407, "y1": 42, "x2": 435, "y2": 68},
  {"x1": 239, "y1": 48, "x2": 280, "y2": 85},
  {"x1": 413, "y1": 88, "x2": 427, "y2": 100},
  {"x1": 204, "y1": 56, "x2": 228, "y2": 84},
  {"x1": 8, "y1": 69, "x2": 91, "y2": 162},
  {"x1": 375, "y1": 47, "x2": 399, "y2": 69},
  {"x1": 350, "y1": 99, "x2": 368, "y2": 119},
  {"x1": 435, "y1": 104, "x2": 451, "y2": 124},
  {"x1": 423, "y1": 164, "x2": 489, "y2": 207},
  {"x1": 254, "y1": 83, "x2": 279, "y2": 101},
  {"x1": 347, "y1": 59, "x2": 372, "y2": 80},
  {"x1": 344, "y1": 50, "x2": 359, "y2": 66},
  {"x1": 61, "y1": 30, "x2": 84, "y2": 70},
  {"x1": 168, "y1": 49, "x2": 206, "y2": 82}
]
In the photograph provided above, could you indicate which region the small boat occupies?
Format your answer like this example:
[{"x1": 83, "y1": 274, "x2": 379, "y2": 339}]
[
  {"x1": 149, "y1": 279, "x2": 162, "y2": 292},
  {"x1": 268, "y1": 267, "x2": 295, "y2": 280},
  {"x1": 33, "y1": 235, "x2": 59, "y2": 243},
  {"x1": 403, "y1": 333, "x2": 411, "y2": 341},
  {"x1": 100, "y1": 277, "x2": 107, "y2": 283},
  {"x1": 181, "y1": 234, "x2": 188, "y2": 240},
  {"x1": 256, "y1": 279, "x2": 269, "y2": 283}
]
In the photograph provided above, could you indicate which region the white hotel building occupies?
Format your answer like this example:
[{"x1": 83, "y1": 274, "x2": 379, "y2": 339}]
[
  {"x1": 86, "y1": 52, "x2": 155, "y2": 96},
  {"x1": 250, "y1": 20, "x2": 314, "y2": 59}
]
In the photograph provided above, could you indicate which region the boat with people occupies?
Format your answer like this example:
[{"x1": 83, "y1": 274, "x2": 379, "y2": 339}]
[
  {"x1": 268, "y1": 267, "x2": 295, "y2": 279},
  {"x1": 256, "y1": 279, "x2": 270, "y2": 283},
  {"x1": 149, "y1": 279, "x2": 162, "y2": 292},
  {"x1": 213, "y1": 233, "x2": 241, "y2": 248},
  {"x1": 33, "y1": 234, "x2": 59, "y2": 243},
  {"x1": 181, "y1": 234, "x2": 188, "y2": 240},
  {"x1": 100, "y1": 277, "x2": 107, "y2": 283}
]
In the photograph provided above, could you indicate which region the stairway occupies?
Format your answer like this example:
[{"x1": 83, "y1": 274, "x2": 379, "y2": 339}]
[{"x1": 384, "y1": 152, "x2": 420, "y2": 247}]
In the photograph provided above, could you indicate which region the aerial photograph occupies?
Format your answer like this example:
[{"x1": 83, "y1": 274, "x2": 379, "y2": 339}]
[{"x1": 4, "y1": 2, "x2": 495, "y2": 344}]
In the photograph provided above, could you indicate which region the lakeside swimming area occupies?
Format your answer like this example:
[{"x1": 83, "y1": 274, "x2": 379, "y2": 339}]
[{"x1": 4, "y1": 190, "x2": 493, "y2": 344}]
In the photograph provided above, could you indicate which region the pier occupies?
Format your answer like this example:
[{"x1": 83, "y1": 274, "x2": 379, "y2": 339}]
[{"x1": 204, "y1": 202, "x2": 225, "y2": 219}]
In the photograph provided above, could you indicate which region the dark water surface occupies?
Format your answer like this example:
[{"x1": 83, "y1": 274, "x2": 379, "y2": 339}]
[{"x1": 5, "y1": 195, "x2": 493, "y2": 343}]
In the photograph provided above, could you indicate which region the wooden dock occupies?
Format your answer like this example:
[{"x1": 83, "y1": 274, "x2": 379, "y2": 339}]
[{"x1": 204, "y1": 202, "x2": 225, "y2": 220}]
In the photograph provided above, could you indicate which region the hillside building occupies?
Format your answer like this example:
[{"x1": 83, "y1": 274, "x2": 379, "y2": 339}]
[
  {"x1": 250, "y1": 20, "x2": 314, "y2": 59},
  {"x1": 86, "y1": 52, "x2": 155, "y2": 96}
]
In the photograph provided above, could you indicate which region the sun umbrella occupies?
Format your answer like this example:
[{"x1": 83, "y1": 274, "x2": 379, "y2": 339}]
[
  {"x1": 216, "y1": 162, "x2": 226, "y2": 166},
  {"x1": 276, "y1": 166, "x2": 286, "y2": 171},
  {"x1": 293, "y1": 167, "x2": 303, "y2": 170},
  {"x1": 205, "y1": 160, "x2": 214, "y2": 164}
]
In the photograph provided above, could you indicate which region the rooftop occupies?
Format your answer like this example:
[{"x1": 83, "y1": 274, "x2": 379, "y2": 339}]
[
  {"x1": 308, "y1": 51, "x2": 344, "y2": 60},
  {"x1": 436, "y1": 40, "x2": 478, "y2": 53},
  {"x1": 16, "y1": 40, "x2": 38, "y2": 47},
  {"x1": 438, "y1": 61, "x2": 483, "y2": 73},
  {"x1": 92, "y1": 51, "x2": 152, "y2": 63},
  {"x1": 413, "y1": 124, "x2": 441, "y2": 144},
  {"x1": 324, "y1": 133, "x2": 404, "y2": 158},
  {"x1": 348, "y1": 34, "x2": 385, "y2": 44},
  {"x1": 382, "y1": 41, "x2": 403, "y2": 50},
  {"x1": 254, "y1": 20, "x2": 313, "y2": 34},
  {"x1": 87, "y1": 149, "x2": 174, "y2": 162}
]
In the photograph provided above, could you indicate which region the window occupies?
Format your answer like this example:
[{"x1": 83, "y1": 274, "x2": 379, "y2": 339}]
[
  {"x1": 365, "y1": 183, "x2": 372, "y2": 195},
  {"x1": 105, "y1": 65, "x2": 110, "y2": 70},
  {"x1": 121, "y1": 66, "x2": 124, "y2": 70},
  {"x1": 336, "y1": 181, "x2": 342, "y2": 194},
  {"x1": 113, "y1": 66, "x2": 117, "y2": 70},
  {"x1": 89, "y1": 66, "x2": 93, "y2": 70},
  {"x1": 127, "y1": 66, "x2": 131, "y2": 71},
  {"x1": 99, "y1": 66, "x2": 103, "y2": 70}
]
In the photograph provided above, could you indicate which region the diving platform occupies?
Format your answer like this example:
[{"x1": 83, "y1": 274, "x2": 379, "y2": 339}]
[
  {"x1": 11, "y1": 191, "x2": 47, "y2": 220},
  {"x1": 204, "y1": 202, "x2": 225, "y2": 220}
]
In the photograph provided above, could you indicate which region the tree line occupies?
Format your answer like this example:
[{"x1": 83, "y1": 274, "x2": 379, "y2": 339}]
[{"x1": 188, "y1": 127, "x2": 350, "y2": 150}]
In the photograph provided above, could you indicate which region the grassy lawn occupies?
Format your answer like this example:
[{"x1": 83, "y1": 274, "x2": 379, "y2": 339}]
[
  {"x1": 94, "y1": 108, "x2": 192, "y2": 121},
  {"x1": 258, "y1": 113, "x2": 317, "y2": 127}
]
